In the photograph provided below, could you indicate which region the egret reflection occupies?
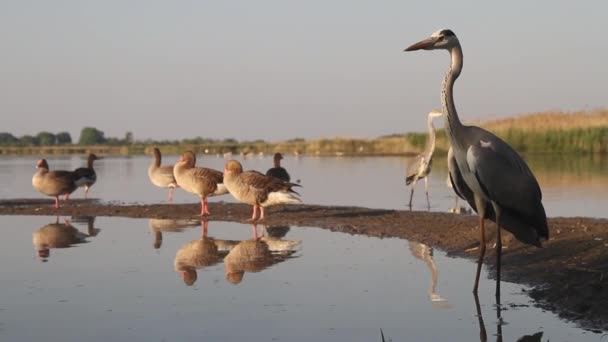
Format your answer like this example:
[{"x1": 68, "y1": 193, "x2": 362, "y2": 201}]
[
  {"x1": 149, "y1": 218, "x2": 201, "y2": 249},
  {"x1": 408, "y1": 242, "x2": 447, "y2": 305},
  {"x1": 174, "y1": 222, "x2": 300, "y2": 286},
  {"x1": 32, "y1": 218, "x2": 90, "y2": 261}
]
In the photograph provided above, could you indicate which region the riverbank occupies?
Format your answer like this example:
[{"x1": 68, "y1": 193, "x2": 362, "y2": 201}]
[
  {"x1": 2, "y1": 109, "x2": 607, "y2": 157},
  {"x1": 1, "y1": 199, "x2": 607, "y2": 332}
]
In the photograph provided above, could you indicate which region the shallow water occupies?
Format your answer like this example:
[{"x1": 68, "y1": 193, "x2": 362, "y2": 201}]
[
  {"x1": 0, "y1": 216, "x2": 601, "y2": 341},
  {"x1": 3, "y1": 153, "x2": 608, "y2": 218}
]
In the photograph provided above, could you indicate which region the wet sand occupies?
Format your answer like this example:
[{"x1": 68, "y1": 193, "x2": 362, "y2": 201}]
[{"x1": 1, "y1": 199, "x2": 607, "y2": 331}]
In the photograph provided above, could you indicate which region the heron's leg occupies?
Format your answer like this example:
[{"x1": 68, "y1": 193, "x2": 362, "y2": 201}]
[
  {"x1": 54, "y1": 196, "x2": 60, "y2": 209},
  {"x1": 473, "y1": 216, "x2": 486, "y2": 294},
  {"x1": 473, "y1": 293, "x2": 488, "y2": 342},
  {"x1": 259, "y1": 206, "x2": 265, "y2": 221},
  {"x1": 408, "y1": 178, "x2": 417, "y2": 208},
  {"x1": 473, "y1": 195, "x2": 487, "y2": 294},
  {"x1": 424, "y1": 176, "x2": 430, "y2": 209},
  {"x1": 84, "y1": 186, "x2": 89, "y2": 199},
  {"x1": 168, "y1": 187, "x2": 174, "y2": 203},
  {"x1": 492, "y1": 202, "x2": 502, "y2": 300}
]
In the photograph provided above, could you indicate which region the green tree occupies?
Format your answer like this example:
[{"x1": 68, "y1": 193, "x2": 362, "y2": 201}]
[
  {"x1": 37, "y1": 131, "x2": 56, "y2": 146},
  {"x1": 19, "y1": 135, "x2": 39, "y2": 146},
  {"x1": 0, "y1": 133, "x2": 18, "y2": 145},
  {"x1": 124, "y1": 131, "x2": 134, "y2": 145},
  {"x1": 55, "y1": 132, "x2": 72, "y2": 145},
  {"x1": 78, "y1": 127, "x2": 106, "y2": 145}
]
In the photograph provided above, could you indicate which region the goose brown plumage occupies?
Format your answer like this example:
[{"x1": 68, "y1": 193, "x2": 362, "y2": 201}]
[
  {"x1": 73, "y1": 153, "x2": 100, "y2": 199},
  {"x1": 173, "y1": 151, "x2": 228, "y2": 216},
  {"x1": 32, "y1": 159, "x2": 78, "y2": 209},
  {"x1": 148, "y1": 148, "x2": 179, "y2": 202},
  {"x1": 223, "y1": 159, "x2": 301, "y2": 221}
]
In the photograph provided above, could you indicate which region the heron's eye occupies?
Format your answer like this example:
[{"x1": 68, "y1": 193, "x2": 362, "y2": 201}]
[{"x1": 438, "y1": 35, "x2": 445, "y2": 41}]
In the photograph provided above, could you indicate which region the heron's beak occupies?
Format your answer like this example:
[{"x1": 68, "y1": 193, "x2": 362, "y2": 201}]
[{"x1": 404, "y1": 36, "x2": 438, "y2": 51}]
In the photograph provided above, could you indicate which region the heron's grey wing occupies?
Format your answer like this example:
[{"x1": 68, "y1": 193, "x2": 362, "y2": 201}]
[
  {"x1": 447, "y1": 148, "x2": 473, "y2": 204},
  {"x1": 465, "y1": 134, "x2": 543, "y2": 218},
  {"x1": 405, "y1": 155, "x2": 423, "y2": 185}
]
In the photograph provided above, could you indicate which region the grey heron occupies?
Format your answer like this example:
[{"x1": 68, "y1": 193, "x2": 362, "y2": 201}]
[
  {"x1": 405, "y1": 29, "x2": 549, "y2": 297},
  {"x1": 405, "y1": 110, "x2": 443, "y2": 209}
]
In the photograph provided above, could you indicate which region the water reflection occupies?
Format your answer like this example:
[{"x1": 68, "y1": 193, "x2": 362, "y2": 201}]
[
  {"x1": 149, "y1": 218, "x2": 201, "y2": 249},
  {"x1": 71, "y1": 216, "x2": 100, "y2": 237},
  {"x1": 174, "y1": 222, "x2": 300, "y2": 286},
  {"x1": 408, "y1": 242, "x2": 448, "y2": 305},
  {"x1": 265, "y1": 225, "x2": 291, "y2": 238},
  {"x1": 32, "y1": 218, "x2": 93, "y2": 261},
  {"x1": 474, "y1": 294, "x2": 544, "y2": 342}
]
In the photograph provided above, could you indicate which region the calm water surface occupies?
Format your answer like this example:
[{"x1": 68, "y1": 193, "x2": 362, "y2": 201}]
[
  {"x1": 2, "y1": 154, "x2": 608, "y2": 218},
  {"x1": 0, "y1": 216, "x2": 600, "y2": 341}
]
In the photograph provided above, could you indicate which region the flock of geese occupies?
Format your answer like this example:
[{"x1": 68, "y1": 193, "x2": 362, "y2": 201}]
[
  {"x1": 32, "y1": 149, "x2": 301, "y2": 221},
  {"x1": 30, "y1": 29, "x2": 551, "y2": 297}
]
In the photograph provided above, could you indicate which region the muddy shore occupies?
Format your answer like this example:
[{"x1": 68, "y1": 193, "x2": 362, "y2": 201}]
[{"x1": 1, "y1": 199, "x2": 607, "y2": 331}]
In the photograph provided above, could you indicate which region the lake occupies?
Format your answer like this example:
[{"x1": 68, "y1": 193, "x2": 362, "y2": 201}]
[
  {"x1": 1, "y1": 154, "x2": 606, "y2": 340},
  {"x1": 0, "y1": 216, "x2": 600, "y2": 341},
  {"x1": 3, "y1": 153, "x2": 608, "y2": 218}
]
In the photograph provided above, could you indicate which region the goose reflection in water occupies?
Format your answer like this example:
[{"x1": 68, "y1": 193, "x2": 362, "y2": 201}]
[
  {"x1": 32, "y1": 217, "x2": 93, "y2": 261},
  {"x1": 474, "y1": 294, "x2": 544, "y2": 342},
  {"x1": 173, "y1": 222, "x2": 300, "y2": 286},
  {"x1": 408, "y1": 242, "x2": 448, "y2": 305},
  {"x1": 71, "y1": 216, "x2": 101, "y2": 237},
  {"x1": 149, "y1": 218, "x2": 201, "y2": 249}
]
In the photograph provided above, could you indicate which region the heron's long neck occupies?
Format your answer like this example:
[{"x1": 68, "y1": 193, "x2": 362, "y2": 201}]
[
  {"x1": 425, "y1": 116, "x2": 437, "y2": 157},
  {"x1": 442, "y1": 45, "x2": 465, "y2": 147}
]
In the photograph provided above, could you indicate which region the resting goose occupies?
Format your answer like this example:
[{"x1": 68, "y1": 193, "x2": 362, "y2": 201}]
[
  {"x1": 73, "y1": 153, "x2": 100, "y2": 199},
  {"x1": 32, "y1": 159, "x2": 77, "y2": 208},
  {"x1": 223, "y1": 160, "x2": 301, "y2": 221},
  {"x1": 173, "y1": 151, "x2": 228, "y2": 216},
  {"x1": 148, "y1": 148, "x2": 179, "y2": 202}
]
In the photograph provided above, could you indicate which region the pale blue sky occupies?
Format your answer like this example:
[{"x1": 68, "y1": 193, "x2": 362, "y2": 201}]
[{"x1": 0, "y1": 0, "x2": 606, "y2": 141}]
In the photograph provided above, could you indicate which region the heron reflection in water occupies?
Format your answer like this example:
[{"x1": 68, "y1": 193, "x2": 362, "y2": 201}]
[
  {"x1": 149, "y1": 218, "x2": 201, "y2": 249},
  {"x1": 474, "y1": 294, "x2": 543, "y2": 342},
  {"x1": 32, "y1": 217, "x2": 93, "y2": 261},
  {"x1": 408, "y1": 242, "x2": 447, "y2": 305}
]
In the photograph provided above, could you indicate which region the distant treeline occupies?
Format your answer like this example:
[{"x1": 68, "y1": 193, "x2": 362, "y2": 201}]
[
  {"x1": 0, "y1": 127, "x2": 133, "y2": 147},
  {"x1": 2, "y1": 109, "x2": 608, "y2": 156}
]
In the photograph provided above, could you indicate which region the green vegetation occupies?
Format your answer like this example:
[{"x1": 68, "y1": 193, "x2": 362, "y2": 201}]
[{"x1": 1, "y1": 109, "x2": 607, "y2": 156}]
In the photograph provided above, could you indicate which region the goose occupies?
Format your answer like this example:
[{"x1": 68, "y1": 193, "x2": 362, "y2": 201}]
[
  {"x1": 173, "y1": 151, "x2": 228, "y2": 216},
  {"x1": 265, "y1": 152, "x2": 291, "y2": 182},
  {"x1": 32, "y1": 159, "x2": 77, "y2": 208},
  {"x1": 223, "y1": 159, "x2": 301, "y2": 221},
  {"x1": 148, "y1": 148, "x2": 179, "y2": 202},
  {"x1": 73, "y1": 153, "x2": 100, "y2": 199}
]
